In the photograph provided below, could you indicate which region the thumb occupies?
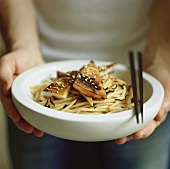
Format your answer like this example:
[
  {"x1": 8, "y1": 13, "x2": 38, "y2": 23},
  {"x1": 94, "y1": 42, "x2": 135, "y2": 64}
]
[
  {"x1": 0, "y1": 55, "x2": 16, "y2": 95},
  {"x1": 155, "y1": 85, "x2": 170, "y2": 122},
  {"x1": 146, "y1": 67, "x2": 170, "y2": 122}
]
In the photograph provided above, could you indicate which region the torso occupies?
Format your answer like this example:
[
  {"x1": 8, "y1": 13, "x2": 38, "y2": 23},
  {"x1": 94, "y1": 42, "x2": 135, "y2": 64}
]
[{"x1": 34, "y1": 0, "x2": 155, "y2": 65}]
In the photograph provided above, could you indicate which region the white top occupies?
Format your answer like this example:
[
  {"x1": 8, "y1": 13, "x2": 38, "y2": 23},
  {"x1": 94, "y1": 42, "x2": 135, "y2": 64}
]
[{"x1": 34, "y1": 0, "x2": 155, "y2": 65}]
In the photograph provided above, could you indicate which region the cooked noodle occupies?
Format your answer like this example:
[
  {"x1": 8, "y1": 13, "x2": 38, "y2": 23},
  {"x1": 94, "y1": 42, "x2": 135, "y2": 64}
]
[{"x1": 30, "y1": 69, "x2": 135, "y2": 114}]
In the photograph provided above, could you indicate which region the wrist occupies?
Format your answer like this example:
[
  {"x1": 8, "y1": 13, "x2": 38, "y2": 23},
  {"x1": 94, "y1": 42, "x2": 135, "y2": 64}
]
[{"x1": 144, "y1": 45, "x2": 170, "y2": 72}]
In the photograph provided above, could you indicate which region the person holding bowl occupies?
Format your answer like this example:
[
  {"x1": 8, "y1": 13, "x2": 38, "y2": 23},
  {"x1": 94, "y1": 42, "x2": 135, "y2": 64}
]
[{"x1": 0, "y1": 0, "x2": 170, "y2": 169}]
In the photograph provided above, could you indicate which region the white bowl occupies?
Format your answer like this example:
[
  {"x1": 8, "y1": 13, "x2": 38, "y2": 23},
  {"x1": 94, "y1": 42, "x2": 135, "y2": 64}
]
[{"x1": 11, "y1": 60, "x2": 164, "y2": 142}]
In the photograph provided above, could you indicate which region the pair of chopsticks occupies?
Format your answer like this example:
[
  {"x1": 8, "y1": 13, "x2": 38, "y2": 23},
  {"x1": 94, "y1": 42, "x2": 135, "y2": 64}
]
[{"x1": 129, "y1": 51, "x2": 143, "y2": 124}]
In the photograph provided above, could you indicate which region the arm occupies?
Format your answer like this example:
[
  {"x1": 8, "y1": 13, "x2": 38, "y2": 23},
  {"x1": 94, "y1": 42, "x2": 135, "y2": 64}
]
[
  {"x1": 143, "y1": 0, "x2": 170, "y2": 125},
  {"x1": 0, "y1": 0, "x2": 44, "y2": 136},
  {"x1": 0, "y1": 0, "x2": 40, "y2": 53},
  {"x1": 115, "y1": 0, "x2": 170, "y2": 144}
]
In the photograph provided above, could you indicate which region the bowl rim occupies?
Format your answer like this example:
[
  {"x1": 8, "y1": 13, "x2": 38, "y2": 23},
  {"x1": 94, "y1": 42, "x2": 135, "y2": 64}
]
[{"x1": 12, "y1": 59, "x2": 164, "y2": 122}]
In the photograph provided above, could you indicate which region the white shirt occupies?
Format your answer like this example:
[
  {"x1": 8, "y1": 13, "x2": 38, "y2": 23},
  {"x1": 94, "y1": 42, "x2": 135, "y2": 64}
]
[{"x1": 34, "y1": 0, "x2": 155, "y2": 65}]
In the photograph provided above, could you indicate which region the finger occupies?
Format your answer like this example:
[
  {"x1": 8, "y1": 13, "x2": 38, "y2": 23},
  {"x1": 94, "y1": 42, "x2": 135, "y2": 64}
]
[
  {"x1": 0, "y1": 55, "x2": 16, "y2": 96},
  {"x1": 115, "y1": 118, "x2": 161, "y2": 144},
  {"x1": 115, "y1": 136, "x2": 133, "y2": 145},
  {"x1": 145, "y1": 67, "x2": 170, "y2": 122},
  {"x1": 33, "y1": 128, "x2": 44, "y2": 137},
  {"x1": 132, "y1": 120, "x2": 157, "y2": 139},
  {"x1": 0, "y1": 89, "x2": 21, "y2": 122},
  {"x1": 115, "y1": 137, "x2": 128, "y2": 145},
  {"x1": 14, "y1": 119, "x2": 33, "y2": 133},
  {"x1": 155, "y1": 89, "x2": 170, "y2": 122},
  {"x1": 154, "y1": 107, "x2": 167, "y2": 123}
]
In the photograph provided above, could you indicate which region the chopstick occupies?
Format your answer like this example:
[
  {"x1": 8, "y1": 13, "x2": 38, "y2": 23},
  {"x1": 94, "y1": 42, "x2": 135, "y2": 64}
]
[
  {"x1": 138, "y1": 52, "x2": 143, "y2": 123},
  {"x1": 129, "y1": 51, "x2": 143, "y2": 123}
]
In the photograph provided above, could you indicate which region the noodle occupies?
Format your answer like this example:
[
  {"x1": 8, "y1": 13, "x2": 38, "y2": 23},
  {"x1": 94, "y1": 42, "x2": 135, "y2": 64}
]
[{"x1": 30, "y1": 63, "x2": 136, "y2": 114}]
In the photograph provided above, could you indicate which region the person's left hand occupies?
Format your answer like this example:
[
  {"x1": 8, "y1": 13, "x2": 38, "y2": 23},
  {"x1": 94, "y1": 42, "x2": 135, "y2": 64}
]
[{"x1": 115, "y1": 56, "x2": 170, "y2": 144}]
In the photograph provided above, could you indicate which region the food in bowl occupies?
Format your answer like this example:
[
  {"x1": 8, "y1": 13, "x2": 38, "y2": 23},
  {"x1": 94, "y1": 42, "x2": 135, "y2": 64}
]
[
  {"x1": 11, "y1": 60, "x2": 164, "y2": 141},
  {"x1": 30, "y1": 61, "x2": 136, "y2": 114}
]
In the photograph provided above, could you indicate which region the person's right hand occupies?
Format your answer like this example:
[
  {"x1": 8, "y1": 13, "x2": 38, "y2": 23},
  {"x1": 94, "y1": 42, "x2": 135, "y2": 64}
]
[{"x1": 0, "y1": 48, "x2": 45, "y2": 137}]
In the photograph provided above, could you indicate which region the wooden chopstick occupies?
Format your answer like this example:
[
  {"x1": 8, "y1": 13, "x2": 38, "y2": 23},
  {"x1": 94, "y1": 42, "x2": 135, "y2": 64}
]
[
  {"x1": 137, "y1": 52, "x2": 143, "y2": 123},
  {"x1": 129, "y1": 51, "x2": 143, "y2": 124},
  {"x1": 129, "y1": 51, "x2": 139, "y2": 123}
]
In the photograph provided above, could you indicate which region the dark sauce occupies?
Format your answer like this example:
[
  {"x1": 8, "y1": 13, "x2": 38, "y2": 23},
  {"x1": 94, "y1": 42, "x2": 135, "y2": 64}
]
[{"x1": 78, "y1": 73, "x2": 102, "y2": 90}]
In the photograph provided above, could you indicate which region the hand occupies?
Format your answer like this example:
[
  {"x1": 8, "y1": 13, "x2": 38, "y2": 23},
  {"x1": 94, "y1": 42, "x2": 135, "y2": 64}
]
[
  {"x1": 0, "y1": 48, "x2": 45, "y2": 137},
  {"x1": 115, "y1": 57, "x2": 170, "y2": 144}
]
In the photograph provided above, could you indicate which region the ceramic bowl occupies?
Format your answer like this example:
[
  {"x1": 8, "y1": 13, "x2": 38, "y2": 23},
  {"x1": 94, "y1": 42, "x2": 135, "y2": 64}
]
[{"x1": 11, "y1": 60, "x2": 164, "y2": 141}]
